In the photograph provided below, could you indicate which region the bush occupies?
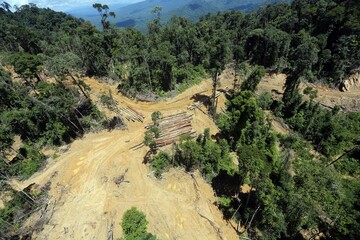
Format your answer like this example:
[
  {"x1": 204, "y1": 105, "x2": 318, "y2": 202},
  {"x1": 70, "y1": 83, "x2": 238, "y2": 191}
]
[
  {"x1": 151, "y1": 152, "x2": 171, "y2": 178},
  {"x1": 151, "y1": 111, "x2": 162, "y2": 123},
  {"x1": 99, "y1": 92, "x2": 117, "y2": 111},
  {"x1": 257, "y1": 92, "x2": 273, "y2": 110},
  {"x1": 303, "y1": 86, "x2": 317, "y2": 100},
  {"x1": 11, "y1": 144, "x2": 45, "y2": 180},
  {"x1": 121, "y1": 207, "x2": 157, "y2": 240},
  {"x1": 143, "y1": 131, "x2": 155, "y2": 148},
  {"x1": 176, "y1": 64, "x2": 205, "y2": 93},
  {"x1": 217, "y1": 196, "x2": 235, "y2": 219}
]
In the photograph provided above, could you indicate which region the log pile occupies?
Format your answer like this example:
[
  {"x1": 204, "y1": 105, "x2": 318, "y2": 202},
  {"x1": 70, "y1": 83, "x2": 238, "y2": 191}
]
[
  {"x1": 117, "y1": 105, "x2": 145, "y2": 122},
  {"x1": 153, "y1": 112, "x2": 196, "y2": 147}
]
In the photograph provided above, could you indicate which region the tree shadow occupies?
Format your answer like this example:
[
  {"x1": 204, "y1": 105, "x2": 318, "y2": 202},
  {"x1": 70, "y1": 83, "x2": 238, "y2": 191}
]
[
  {"x1": 211, "y1": 170, "x2": 241, "y2": 197},
  {"x1": 191, "y1": 93, "x2": 211, "y2": 107}
]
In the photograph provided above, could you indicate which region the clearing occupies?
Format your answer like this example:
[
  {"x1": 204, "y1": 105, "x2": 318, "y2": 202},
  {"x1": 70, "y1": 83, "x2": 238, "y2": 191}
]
[
  {"x1": 259, "y1": 73, "x2": 360, "y2": 111},
  {"x1": 10, "y1": 73, "x2": 237, "y2": 240},
  {"x1": 8, "y1": 68, "x2": 359, "y2": 239}
]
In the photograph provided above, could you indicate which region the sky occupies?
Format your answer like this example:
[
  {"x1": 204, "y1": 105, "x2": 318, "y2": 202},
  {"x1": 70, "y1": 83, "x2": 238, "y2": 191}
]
[{"x1": 4, "y1": 0, "x2": 143, "y2": 11}]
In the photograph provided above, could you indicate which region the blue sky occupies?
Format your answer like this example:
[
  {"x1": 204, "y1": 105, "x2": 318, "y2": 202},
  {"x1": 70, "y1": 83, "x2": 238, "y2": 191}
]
[{"x1": 5, "y1": 0, "x2": 143, "y2": 11}]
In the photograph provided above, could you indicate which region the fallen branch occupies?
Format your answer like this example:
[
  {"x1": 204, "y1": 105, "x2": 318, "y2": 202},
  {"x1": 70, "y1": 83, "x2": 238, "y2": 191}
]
[
  {"x1": 113, "y1": 168, "x2": 129, "y2": 186},
  {"x1": 198, "y1": 212, "x2": 224, "y2": 240}
]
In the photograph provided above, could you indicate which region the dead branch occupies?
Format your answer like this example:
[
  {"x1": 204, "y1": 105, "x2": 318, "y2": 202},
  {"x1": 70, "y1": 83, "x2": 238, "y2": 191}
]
[{"x1": 113, "y1": 168, "x2": 129, "y2": 186}]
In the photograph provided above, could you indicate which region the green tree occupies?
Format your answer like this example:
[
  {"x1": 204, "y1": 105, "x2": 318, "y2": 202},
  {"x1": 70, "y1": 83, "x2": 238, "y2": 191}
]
[
  {"x1": 176, "y1": 141, "x2": 203, "y2": 171},
  {"x1": 241, "y1": 65, "x2": 265, "y2": 92},
  {"x1": 217, "y1": 91, "x2": 266, "y2": 147},
  {"x1": 245, "y1": 26, "x2": 290, "y2": 71},
  {"x1": 205, "y1": 29, "x2": 232, "y2": 116},
  {"x1": 92, "y1": 3, "x2": 116, "y2": 30},
  {"x1": 282, "y1": 71, "x2": 302, "y2": 118},
  {"x1": 151, "y1": 152, "x2": 171, "y2": 178},
  {"x1": 121, "y1": 207, "x2": 157, "y2": 240},
  {"x1": 151, "y1": 111, "x2": 162, "y2": 123},
  {"x1": 12, "y1": 53, "x2": 43, "y2": 84}
]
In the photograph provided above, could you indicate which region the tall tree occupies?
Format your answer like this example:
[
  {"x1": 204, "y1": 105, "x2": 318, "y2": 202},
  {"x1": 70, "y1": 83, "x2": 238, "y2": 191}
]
[
  {"x1": 205, "y1": 29, "x2": 231, "y2": 116},
  {"x1": 92, "y1": 3, "x2": 116, "y2": 31},
  {"x1": 241, "y1": 65, "x2": 266, "y2": 92}
]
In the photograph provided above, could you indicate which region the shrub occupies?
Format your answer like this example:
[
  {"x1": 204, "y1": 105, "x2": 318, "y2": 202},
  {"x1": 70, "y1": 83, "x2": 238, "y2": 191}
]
[
  {"x1": 11, "y1": 144, "x2": 45, "y2": 180},
  {"x1": 151, "y1": 111, "x2": 162, "y2": 123},
  {"x1": 151, "y1": 152, "x2": 171, "y2": 178},
  {"x1": 121, "y1": 207, "x2": 157, "y2": 240},
  {"x1": 257, "y1": 92, "x2": 273, "y2": 110},
  {"x1": 99, "y1": 92, "x2": 117, "y2": 111}
]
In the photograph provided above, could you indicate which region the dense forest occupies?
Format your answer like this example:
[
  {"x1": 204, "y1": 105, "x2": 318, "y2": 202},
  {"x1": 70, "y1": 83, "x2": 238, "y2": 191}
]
[{"x1": 0, "y1": 0, "x2": 359, "y2": 239}]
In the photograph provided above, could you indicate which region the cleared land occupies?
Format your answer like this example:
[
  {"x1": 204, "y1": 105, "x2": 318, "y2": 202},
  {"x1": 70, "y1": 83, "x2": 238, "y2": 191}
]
[
  {"x1": 11, "y1": 73, "x2": 236, "y2": 240},
  {"x1": 8, "y1": 68, "x2": 359, "y2": 239}
]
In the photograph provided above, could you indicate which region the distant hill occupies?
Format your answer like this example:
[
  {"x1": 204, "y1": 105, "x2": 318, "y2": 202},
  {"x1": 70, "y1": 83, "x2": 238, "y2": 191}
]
[
  {"x1": 112, "y1": 0, "x2": 195, "y2": 30},
  {"x1": 162, "y1": 0, "x2": 218, "y2": 22},
  {"x1": 69, "y1": 0, "x2": 291, "y2": 31},
  {"x1": 162, "y1": 0, "x2": 289, "y2": 23},
  {"x1": 66, "y1": 2, "x2": 136, "y2": 23}
]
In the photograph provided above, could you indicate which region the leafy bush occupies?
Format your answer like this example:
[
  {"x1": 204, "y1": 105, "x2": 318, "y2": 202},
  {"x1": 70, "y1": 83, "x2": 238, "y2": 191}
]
[
  {"x1": 173, "y1": 129, "x2": 237, "y2": 180},
  {"x1": 11, "y1": 144, "x2": 45, "y2": 180},
  {"x1": 303, "y1": 86, "x2": 318, "y2": 100},
  {"x1": 143, "y1": 131, "x2": 155, "y2": 146},
  {"x1": 240, "y1": 65, "x2": 266, "y2": 92},
  {"x1": 176, "y1": 65, "x2": 205, "y2": 93},
  {"x1": 99, "y1": 92, "x2": 117, "y2": 111},
  {"x1": 151, "y1": 111, "x2": 162, "y2": 123},
  {"x1": 144, "y1": 112, "x2": 162, "y2": 151},
  {"x1": 334, "y1": 148, "x2": 360, "y2": 176},
  {"x1": 151, "y1": 152, "x2": 171, "y2": 178},
  {"x1": 121, "y1": 207, "x2": 157, "y2": 240},
  {"x1": 217, "y1": 196, "x2": 235, "y2": 219},
  {"x1": 257, "y1": 92, "x2": 273, "y2": 110}
]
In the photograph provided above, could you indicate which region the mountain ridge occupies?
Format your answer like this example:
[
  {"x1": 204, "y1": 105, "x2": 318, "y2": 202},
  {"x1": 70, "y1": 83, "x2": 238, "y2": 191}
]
[{"x1": 69, "y1": 0, "x2": 291, "y2": 31}]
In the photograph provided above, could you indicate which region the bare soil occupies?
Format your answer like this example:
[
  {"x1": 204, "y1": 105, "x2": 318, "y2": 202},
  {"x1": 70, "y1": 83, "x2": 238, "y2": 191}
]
[{"x1": 259, "y1": 73, "x2": 360, "y2": 112}]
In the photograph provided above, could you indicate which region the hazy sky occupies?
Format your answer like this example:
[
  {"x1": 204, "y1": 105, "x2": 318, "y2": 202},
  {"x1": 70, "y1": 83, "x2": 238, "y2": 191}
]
[{"x1": 5, "y1": 0, "x2": 143, "y2": 11}]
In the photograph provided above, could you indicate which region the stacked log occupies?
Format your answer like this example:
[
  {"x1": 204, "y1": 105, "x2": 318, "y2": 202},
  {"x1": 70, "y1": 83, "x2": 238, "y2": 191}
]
[
  {"x1": 117, "y1": 105, "x2": 145, "y2": 122},
  {"x1": 152, "y1": 112, "x2": 196, "y2": 147}
]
